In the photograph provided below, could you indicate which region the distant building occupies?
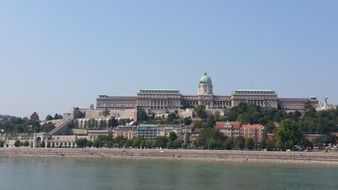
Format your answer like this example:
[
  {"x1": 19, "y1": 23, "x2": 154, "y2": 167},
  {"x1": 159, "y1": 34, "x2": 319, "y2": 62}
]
[
  {"x1": 137, "y1": 124, "x2": 158, "y2": 139},
  {"x1": 156, "y1": 125, "x2": 182, "y2": 138},
  {"x1": 241, "y1": 124, "x2": 266, "y2": 143},
  {"x1": 96, "y1": 73, "x2": 319, "y2": 114},
  {"x1": 216, "y1": 122, "x2": 266, "y2": 143},
  {"x1": 216, "y1": 121, "x2": 242, "y2": 139},
  {"x1": 111, "y1": 125, "x2": 137, "y2": 140}
]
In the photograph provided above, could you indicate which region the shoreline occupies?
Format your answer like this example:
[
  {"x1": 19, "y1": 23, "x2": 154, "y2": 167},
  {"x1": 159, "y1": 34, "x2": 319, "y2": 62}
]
[{"x1": 1, "y1": 148, "x2": 338, "y2": 166}]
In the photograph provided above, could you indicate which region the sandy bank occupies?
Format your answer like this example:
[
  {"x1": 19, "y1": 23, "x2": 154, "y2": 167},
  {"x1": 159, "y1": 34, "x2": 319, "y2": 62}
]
[{"x1": 1, "y1": 148, "x2": 338, "y2": 165}]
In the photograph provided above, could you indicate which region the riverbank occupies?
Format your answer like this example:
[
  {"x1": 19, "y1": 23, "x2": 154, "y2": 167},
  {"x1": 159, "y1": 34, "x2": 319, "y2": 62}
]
[{"x1": 1, "y1": 148, "x2": 338, "y2": 165}]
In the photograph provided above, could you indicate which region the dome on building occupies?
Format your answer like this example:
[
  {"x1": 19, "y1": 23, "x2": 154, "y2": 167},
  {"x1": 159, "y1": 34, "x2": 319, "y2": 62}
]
[{"x1": 199, "y1": 73, "x2": 212, "y2": 85}]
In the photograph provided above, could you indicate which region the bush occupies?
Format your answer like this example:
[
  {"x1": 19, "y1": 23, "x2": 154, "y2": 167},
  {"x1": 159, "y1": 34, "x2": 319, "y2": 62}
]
[
  {"x1": 23, "y1": 141, "x2": 30, "y2": 147},
  {"x1": 76, "y1": 138, "x2": 89, "y2": 148},
  {"x1": 246, "y1": 138, "x2": 255, "y2": 150},
  {"x1": 14, "y1": 140, "x2": 21, "y2": 147}
]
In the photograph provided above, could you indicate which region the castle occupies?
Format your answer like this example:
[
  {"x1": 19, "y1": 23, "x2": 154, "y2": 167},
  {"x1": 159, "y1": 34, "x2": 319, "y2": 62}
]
[{"x1": 96, "y1": 73, "x2": 319, "y2": 114}]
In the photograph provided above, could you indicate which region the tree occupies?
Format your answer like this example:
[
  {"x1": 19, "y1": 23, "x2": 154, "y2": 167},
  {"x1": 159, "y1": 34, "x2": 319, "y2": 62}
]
[
  {"x1": 114, "y1": 136, "x2": 127, "y2": 148},
  {"x1": 206, "y1": 114, "x2": 216, "y2": 127},
  {"x1": 197, "y1": 128, "x2": 224, "y2": 149},
  {"x1": 41, "y1": 122, "x2": 55, "y2": 132},
  {"x1": 23, "y1": 141, "x2": 30, "y2": 147},
  {"x1": 169, "y1": 132, "x2": 178, "y2": 141},
  {"x1": 137, "y1": 108, "x2": 148, "y2": 123},
  {"x1": 14, "y1": 140, "x2": 21, "y2": 147},
  {"x1": 234, "y1": 136, "x2": 245, "y2": 150},
  {"x1": 167, "y1": 112, "x2": 179, "y2": 123},
  {"x1": 132, "y1": 137, "x2": 145, "y2": 148},
  {"x1": 87, "y1": 119, "x2": 97, "y2": 129},
  {"x1": 76, "y1": 138, "x2": 89, "y2": 148},
  {"x1": 145, "y1": 139, "x2": 154, "y2": 149},
  {"x1": 183, "y1": 117, "x2": 192, "y2": 126},
  {"x1": 223, "y1": 138, "x2": 234, "y2": 150},
  {"x1": 194, "y1": 105, "x2": 208, "y2": 119},
  {"x1": 108, "y1": 117, "x2": 119, "y2": 128},
  {"x1": 40, "y1": 140, "x2": 45, "y2": 148},
  {"x1": 102, "y1": 109, "x2": 111, "y2": 118},
  {"x1": 99, "y1": 120, "x2": 107, "y2": 129},
  {"x1": 54, "y1": 113, "x2": 63, "y2": 120},
  {"x1": 246, "y1": 138, "x2": 255, "y2": 150},
  {"x1": 45, "y1": 115, "x2": 54, "y2": 121},
  {"x1": 154, "y1": 136, "x2": 169, "y2": 148},
  {"x1": 173, "y1": 139, "x2": 182, "y2": 149},
  {"x1": 126, "y1": 139, "x2": 133, "y2": 148},
  {"x1": 30, "y1": 112, "x2": 40, "y2": 122},
  {"x1": 273, "y1": 119, "x2": 304, "y2": 150}
]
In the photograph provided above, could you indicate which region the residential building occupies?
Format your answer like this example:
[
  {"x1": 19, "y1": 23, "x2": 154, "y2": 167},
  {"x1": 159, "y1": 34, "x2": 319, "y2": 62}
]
[
  {"x1": 137, "y1": 124, "x2": 159, "y2": 139},
  {"x1": 216, "y1": 121, "x2": 242, "y2": 139},
  {"x1": 241, "y1": 124, "x2": 266, "y2": 143},
  {"x1": 111, "y1": 125, "x2": 137, "y2": 140}
]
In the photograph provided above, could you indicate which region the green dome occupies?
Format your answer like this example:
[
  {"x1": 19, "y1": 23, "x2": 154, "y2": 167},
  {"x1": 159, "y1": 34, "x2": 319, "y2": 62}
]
[{"x1": 199, "y1": 73, "x2": 212, "y2": 84}]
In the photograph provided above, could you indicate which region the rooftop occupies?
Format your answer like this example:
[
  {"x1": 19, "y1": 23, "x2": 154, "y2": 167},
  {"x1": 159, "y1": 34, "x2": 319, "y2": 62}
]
[{"x1": 138, "y1": 89, "x2": 181, "y2": 94}]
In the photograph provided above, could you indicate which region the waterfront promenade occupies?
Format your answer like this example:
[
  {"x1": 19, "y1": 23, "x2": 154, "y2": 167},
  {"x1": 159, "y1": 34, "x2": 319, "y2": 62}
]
[{"x1": 1, "y1": 148, "x2": 338, "y2": 165}]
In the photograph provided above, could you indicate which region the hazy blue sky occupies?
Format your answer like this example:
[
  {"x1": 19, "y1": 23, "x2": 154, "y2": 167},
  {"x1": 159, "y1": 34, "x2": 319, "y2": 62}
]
[{"x1": 1, "y1": 1, "x2": 337, "y2": 118}]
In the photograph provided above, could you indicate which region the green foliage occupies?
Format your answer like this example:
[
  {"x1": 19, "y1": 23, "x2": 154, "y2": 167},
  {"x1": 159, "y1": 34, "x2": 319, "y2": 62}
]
[
  {"x1": 167, "y1": 111, "x2": 179, "y2": 123},
  {"x1": 137, "y1": 108, "x2": 148, "y2": 123},
  {"x1": 226, "y1": 103, "x2": 338, "y2": 135},
  {"x1": 102, "y1": 109, "x2": 111, "y2": 118},
  {"x1": 108, "y1": 117, "x2": 119, "y2": 127},
  {"x1": 45, "y1": 115, "x2": 54, "y2": 121},
  {"x1": 53, "y1": 113, "x2": 63, "y2": 120},
  {"x1": 92, "y1": 135, "x2": 113, "y2": 148},
  {"x1": 206, "y1": 114, "x2": 216, "y2": 128},
  {"x1": 223, "y1": 137, "x2": 234, "y2": 150},
  {"x1": 30, "y1": 112, "x2": 40, "y2": 122},
  {"x1": 99, "y1": 120, "x2": 107, "y2": 129},
  {"x1": 87, "y1": 119, "x2": 97, "y2": 129},
  {"x1": 273, "y1": 119, "x2": 304, "y2": 150},
  {"x1": 14, "y1": 140, "x2": 21, "y2": 147},
  {"x1": 194, "y1": 105, "x2": 208, "y2": 119},
  {"x1": 169, "y1": 132, "x2": 178, "y2": 141},
  {"x1": 246, "y1": 138, "x2": 255, "y2": 150},
  {"x1": 132, "y1": 137, "x2": 145, "y2": 148},
  {"x1": 23, "y1": 141, "x2": 30, "y2": 147},
  {"x1": 114, "y1": 136, "x2": 127, "y2": 148},
  {"x1": 197, "y1": 128, "x2": 225, "y2": 149},
  {"x1": 183, "y1": 117, "x2": 192, "y2": 126},
  {"x1": 173, "y1": 139, "x2": 182, "y2": 149},
  {"x1": 76, "y1": 138, "x2": 89, "y2": 148},
  {"x1": 40, "y1": 141, "x2": 45, "y2": 148},
  {"x1": 41, "y1": 122, "x2": 55, "y2": 132},
  {"x1": 234, "y1": 136, "x2": 245, "y2": 150},
  {"x1": 313, "y1": 135, "x2": 337, "y2": 145},
  {"x1": 153, "y1": 136, "x2": 169, "y2": 148}
]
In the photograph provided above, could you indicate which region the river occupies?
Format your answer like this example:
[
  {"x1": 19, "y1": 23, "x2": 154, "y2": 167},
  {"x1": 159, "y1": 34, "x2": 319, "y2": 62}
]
[{"x1": 0, "y1": 158, "x2": 337, "y2": 190}]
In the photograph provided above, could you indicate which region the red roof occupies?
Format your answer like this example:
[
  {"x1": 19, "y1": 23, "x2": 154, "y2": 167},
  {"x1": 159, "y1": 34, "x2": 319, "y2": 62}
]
[
  {"x1": 241, "y1": 124, "x2": 264, "y2": 130},
  {"x1": 216, "y1": 121, "x2": 242, "y2": 129}
]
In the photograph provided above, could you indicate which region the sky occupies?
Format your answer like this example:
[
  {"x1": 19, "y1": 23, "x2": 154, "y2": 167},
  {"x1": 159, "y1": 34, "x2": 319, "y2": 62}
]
[{"x1": 0, "y1": 0, "x2": 337, "y2": 118}]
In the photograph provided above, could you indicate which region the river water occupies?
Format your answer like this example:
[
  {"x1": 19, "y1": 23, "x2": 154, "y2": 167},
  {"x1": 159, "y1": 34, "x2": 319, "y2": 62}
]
[{"x1": 0, "y1": 158, "x2": 337, "y2": 190}]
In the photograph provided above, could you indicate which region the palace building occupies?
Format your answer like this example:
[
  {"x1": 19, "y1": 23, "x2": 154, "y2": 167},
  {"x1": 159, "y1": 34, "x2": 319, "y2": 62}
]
[{"x1": 96, "y1": 73, "x2": 319, "y2": 113}]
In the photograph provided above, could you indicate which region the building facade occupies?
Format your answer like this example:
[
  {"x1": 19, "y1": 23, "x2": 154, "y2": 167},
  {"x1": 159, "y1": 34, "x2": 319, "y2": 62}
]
[
  {"x1": 96, "y1": 73, "x2": 319, "y2": 113},
  {"x1": 216, "y1": 122, "x2": 266, "y2": 143}
]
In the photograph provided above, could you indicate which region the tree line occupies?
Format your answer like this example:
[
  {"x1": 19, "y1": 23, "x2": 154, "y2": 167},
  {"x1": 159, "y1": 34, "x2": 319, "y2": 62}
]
[{"x1": 75, "y1": 132, "x2": 182, "y2": 149}]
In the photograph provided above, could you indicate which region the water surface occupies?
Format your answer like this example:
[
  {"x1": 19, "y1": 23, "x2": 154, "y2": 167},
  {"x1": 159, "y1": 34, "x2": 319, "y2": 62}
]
[{"x1": 0, "y1": 158, "x2": 337, "y2": 190}]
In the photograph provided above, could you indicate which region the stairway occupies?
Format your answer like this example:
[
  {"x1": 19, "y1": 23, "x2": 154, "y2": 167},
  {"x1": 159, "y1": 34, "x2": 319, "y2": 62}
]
[{"x1": 49, "y1": 118, "x2": 73, "y2": 136}]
